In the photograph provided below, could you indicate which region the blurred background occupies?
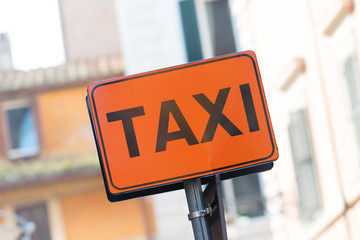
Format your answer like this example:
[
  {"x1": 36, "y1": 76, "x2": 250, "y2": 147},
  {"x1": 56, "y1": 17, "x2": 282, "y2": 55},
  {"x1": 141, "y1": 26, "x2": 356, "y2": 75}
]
[{"x1": 0, "y1": 0, "x2": 359, "y2": 239}]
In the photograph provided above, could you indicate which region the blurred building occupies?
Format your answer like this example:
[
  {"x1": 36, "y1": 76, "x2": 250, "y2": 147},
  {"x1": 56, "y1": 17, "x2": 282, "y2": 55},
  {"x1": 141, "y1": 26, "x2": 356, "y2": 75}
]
[
  {"x1": 115, "y1": 0, "x2": 360, "y2": 239},
  {"x1": 2, "y1": 0, "x2": 360, "y2": 240},
  {"x1": 58, "y1": 0, "x2": 122, "y2": 61},
  {"x1": 229, "y1": 0, "x2": 360, "y2": 239},
  {"x1": 115, "y1": 0, "x2": 272, "y2": 239},
  {"x1": 0, "y1": 0, "x2": 284, "y2": 239},
  {"x1": 0, "y1": 51, "x2": 159, "y2": 240},
  {"x1": 0, "y1": 1, "x2": 155, "y2": 240}
]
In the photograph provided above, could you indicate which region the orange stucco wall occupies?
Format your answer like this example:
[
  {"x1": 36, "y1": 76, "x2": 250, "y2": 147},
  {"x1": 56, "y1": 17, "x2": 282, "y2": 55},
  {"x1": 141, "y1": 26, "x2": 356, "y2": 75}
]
[
  {"x1": 3, "y1": 85, "x2": 156, "y2": 239},
  {"x1": 37, "y1": 86, "x2": 96, "y2": 156},
  {"x1": 61, "y1": 189, "x2": 154, "y2": 240}
]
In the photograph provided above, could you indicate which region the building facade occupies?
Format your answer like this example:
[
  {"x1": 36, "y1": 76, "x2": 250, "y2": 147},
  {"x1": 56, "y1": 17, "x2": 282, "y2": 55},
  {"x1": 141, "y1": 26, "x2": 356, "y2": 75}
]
[
  {"x1": 2, "y1": 0, "x2": 360, "y2": 239},
  {"x1": 229, "y1": 0, "x2": 360, "y2": 239},
  {"x1": 58, "y1": 0, "x2": 122, "y2": 61},
  {"x1": 0, "y1": 54, "x2": 157, "y2": 240},
  {"x1": 114, "y1": 0, "x2": 272, "y2": 239}
]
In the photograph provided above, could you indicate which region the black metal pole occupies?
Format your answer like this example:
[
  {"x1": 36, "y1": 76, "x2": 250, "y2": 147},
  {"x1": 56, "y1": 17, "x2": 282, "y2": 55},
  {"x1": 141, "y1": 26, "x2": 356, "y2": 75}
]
[{"x1": 184, "y1": 178, "x2": 212, "y2": 240}]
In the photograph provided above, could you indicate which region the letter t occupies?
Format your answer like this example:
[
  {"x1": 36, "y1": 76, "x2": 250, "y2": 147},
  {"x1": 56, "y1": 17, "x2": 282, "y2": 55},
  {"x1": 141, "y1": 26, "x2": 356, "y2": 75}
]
[{"x1": 107, "y1": 106, "x2": 145, "y2": 158}]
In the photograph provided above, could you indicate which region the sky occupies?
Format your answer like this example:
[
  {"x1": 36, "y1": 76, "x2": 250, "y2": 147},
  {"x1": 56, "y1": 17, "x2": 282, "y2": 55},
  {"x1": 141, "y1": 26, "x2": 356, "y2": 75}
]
[{"x1": 0, "y1": 0, "x2": 64, "y2": 71}]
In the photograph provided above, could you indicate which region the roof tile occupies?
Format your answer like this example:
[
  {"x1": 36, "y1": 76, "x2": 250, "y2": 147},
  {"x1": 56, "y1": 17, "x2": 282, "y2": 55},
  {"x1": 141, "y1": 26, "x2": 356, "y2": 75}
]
[{"x1": 0, "y1": 53, "x2": 123, "y2": 93}]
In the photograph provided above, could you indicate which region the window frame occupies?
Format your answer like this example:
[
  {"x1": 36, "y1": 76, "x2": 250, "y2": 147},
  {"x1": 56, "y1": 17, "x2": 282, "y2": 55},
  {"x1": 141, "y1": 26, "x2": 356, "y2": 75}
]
[
  {"x1": 279, "y1": 64, "x2": 322, "y2": 221},
  {"x1": 1, "y1": 99, "x2": 40, "y2": 160}
]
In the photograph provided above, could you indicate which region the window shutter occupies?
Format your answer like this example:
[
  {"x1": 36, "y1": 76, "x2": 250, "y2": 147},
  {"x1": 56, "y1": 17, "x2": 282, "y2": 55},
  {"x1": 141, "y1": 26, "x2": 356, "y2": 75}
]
[{"x1": 179, "y1": 0, "x2": 203, "y2": 62}]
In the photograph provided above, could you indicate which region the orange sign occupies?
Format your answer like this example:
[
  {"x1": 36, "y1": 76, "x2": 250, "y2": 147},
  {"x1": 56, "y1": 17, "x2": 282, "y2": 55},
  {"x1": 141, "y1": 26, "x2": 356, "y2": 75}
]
[{"x1": 87, "y1": 51, "x2": 278, "y2": 201}]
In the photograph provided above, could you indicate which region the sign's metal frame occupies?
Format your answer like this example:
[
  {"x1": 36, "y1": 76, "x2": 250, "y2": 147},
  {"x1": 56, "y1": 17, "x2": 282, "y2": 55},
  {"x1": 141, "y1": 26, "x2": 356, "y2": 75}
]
[{"x1": 86, "y1": 51, "x2": 278, "y2": 202}]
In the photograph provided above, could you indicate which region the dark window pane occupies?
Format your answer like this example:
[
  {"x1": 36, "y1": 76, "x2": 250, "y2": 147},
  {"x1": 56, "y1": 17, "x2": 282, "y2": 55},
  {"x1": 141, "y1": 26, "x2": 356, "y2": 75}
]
[
  {"x1": 288, "y1": 109, "x2": 321, "y2": 219},
  {"x1": 5, "y1": 106, "x2": 39, "y2": 157},
  {"x1": 7, "y1": 107, "x2": 29, "y2": 149},
  {"x1": 232, "y1": 173, "x2": 265, "y2": 218},
  {"x1": 206, "y1": 0, "x2": 236, "y2": 56},
  {"x1": 16, "y1": 203, "x2": 51, "y2": 240}
]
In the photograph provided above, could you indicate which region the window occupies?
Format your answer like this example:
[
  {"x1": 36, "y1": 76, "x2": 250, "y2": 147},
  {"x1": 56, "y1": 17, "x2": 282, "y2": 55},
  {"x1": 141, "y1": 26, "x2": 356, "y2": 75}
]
[
  {"x1": 343, "y1": 54, "x2": 360, "y2": 149},
  {"x1": 232, "y1": 173, "x2": 265, "y2": 218},
  {"x1": 16, "y1": 202, "x2": 51, "y2": 240},
  {"x1": 3, "y1": 100, "x2": 39, "y2": 159},
  {"x1": 288, "y1": 109, "x2": 321, "y2": 219},
  {"x1": 205, "y1": 0, "x2": 237, "y2": 56}
]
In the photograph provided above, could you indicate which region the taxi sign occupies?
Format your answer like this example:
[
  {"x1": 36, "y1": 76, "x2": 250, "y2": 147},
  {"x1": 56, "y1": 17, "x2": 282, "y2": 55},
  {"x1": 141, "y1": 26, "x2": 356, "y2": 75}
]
[{"x1": 87, "y1": 51, "x2": 278, "y2": 202}]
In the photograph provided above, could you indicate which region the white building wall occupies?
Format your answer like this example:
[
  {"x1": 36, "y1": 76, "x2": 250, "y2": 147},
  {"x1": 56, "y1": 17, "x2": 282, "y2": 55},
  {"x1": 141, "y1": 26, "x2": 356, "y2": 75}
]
[
  {"x1": 59, "y1": 0, "x2": 121, "y2": 61},
  {"x1": 230, "y1": 0, "x2": 360, "y2": 239},
  {"x1": 114, "y1": 0, "x2": 187, "y2": 75},
  {"x1": 151, "y1": 191, "x2": 193, "y2": 240}
]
